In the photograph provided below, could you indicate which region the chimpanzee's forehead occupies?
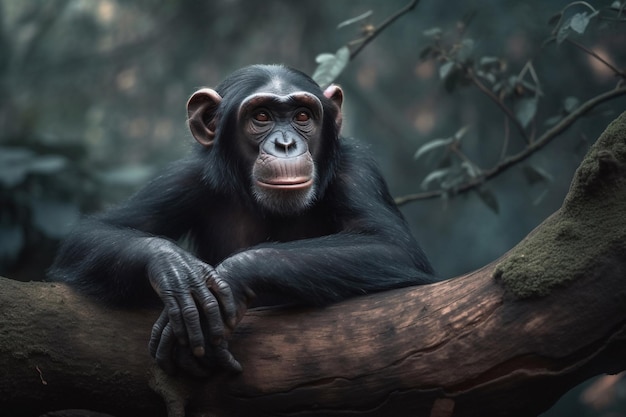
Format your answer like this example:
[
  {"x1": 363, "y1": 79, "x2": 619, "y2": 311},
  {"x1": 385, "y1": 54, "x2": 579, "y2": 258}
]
[
  {"x1": 256, "y1": 75, "x2": 307, "y2": 95},
  {"x1": 238, "y1": 91, "x2": 323, "y2": 117}
]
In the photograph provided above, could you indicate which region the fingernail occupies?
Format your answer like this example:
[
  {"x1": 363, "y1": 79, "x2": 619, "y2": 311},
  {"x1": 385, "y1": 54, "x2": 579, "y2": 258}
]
[{"x1": 193, "y1": 346, "x2": 205, "y2": 357}]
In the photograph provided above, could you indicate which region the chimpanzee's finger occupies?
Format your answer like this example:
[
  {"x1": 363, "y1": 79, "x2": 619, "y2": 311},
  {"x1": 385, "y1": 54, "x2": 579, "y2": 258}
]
[
  {"x1": 214, "y1": 339, "x2": 242, "y2": 373},
  {"x1": 195, "y1": 288, "x2": 226, "y2": 350},
  {"x1": 154, "y1": 322, "x2": 177, "y2": 375},
  {"x1": 206, "y1": 270, "x2": 238, "y2": 330},
  {"x1": 149, "y1": 309, "x2": 168, "y2": 358},
  {"x1": 178, "y1": 285, "x2": 210, "y2": 357}
]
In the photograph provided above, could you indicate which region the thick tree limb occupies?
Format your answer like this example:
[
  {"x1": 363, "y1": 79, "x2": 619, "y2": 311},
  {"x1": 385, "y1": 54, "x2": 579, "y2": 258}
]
[{"x1": 1, "y1": 112, "x2": 626, "y2": 417}]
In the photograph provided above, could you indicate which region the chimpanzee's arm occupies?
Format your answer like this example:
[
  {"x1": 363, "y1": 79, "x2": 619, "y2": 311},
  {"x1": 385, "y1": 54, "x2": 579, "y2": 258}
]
[
  {"x1": 50, "y1": 160, "x2": 201, "y2": 301},
  {"x1": 49, "y1": 159, "x2": 241, "y2": 372}
]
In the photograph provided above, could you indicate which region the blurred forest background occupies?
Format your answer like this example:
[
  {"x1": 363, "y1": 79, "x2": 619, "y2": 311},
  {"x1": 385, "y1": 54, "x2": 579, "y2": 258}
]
[{"x1": 0, "y1": 0, "x2": 624, "y2": 415}]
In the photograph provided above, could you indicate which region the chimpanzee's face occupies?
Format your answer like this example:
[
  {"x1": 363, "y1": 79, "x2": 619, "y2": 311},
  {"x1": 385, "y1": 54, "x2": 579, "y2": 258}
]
[
  {"x1": 186, "y1": 67, "x2": 343, "y2": 215},
  {"x1": 236, "y1": 87, "x2": 326, "y2": 214}
]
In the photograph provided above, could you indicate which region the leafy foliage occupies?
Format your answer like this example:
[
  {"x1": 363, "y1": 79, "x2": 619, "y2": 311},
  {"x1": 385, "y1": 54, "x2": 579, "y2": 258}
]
[
  {"x1": 312, "y1": 46, "x2": 350, "y2": 88},
  {"x1": 408, "y1": 0, "x2": 626, "y2": 210}
]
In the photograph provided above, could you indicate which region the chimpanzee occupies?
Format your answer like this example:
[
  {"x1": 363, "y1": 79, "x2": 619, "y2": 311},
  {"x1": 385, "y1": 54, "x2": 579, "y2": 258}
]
[{"x1": 49, "y1": 64, "x2": 436, "y2": 375}]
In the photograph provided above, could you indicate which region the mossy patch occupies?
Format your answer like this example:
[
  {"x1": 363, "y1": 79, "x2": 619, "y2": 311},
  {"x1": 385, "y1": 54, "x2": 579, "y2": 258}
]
[{"x1": 495, "y1": 112, "x2": 626, "y2": 298}]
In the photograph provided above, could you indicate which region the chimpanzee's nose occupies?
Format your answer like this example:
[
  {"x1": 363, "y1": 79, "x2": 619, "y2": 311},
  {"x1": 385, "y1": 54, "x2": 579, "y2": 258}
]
[{"x1": 274, "y1": 134, "x2": 297, "y2": 155}]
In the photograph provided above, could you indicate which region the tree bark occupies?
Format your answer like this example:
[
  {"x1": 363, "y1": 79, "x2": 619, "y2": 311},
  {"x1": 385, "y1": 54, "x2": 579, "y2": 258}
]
[{"x1": 1, "y1": 112, "x2": 626, "y2": 417}]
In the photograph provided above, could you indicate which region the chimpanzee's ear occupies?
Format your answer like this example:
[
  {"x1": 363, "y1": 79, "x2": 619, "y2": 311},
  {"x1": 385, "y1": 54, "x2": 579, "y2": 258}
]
[
  {"x1": 187, "y1": 88, "x2": 222, "y2": 147},
  {"x1": 323, "y1": 85, "x2": 343, "y2": 132}
]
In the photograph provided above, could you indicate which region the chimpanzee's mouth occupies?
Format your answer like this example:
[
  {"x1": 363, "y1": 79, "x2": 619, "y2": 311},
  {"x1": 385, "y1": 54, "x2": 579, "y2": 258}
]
[{"x1": 256, "y1": 177, "x2": 314, "y2": 190}]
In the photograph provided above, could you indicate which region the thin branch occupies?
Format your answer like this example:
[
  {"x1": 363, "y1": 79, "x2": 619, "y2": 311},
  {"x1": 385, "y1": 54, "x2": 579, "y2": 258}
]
[
  {"x1": 564, "y1": 1, "x2": 598, "y2": 14},
  {"x1": 349, "y1": 0, "x2": 420, "y2": 60},
  {"x1": 500, "y1": 116, "x2": 511, "y2": 161},
  {"x1": 565, "y1": 38, "x2": 626, "y2": 78},
  {"x1": 395, "y1": 86, "x2": 626, "y2": 206},
  {"x1": 468, "y1": 68, "x2": 531, "y2": 144}
]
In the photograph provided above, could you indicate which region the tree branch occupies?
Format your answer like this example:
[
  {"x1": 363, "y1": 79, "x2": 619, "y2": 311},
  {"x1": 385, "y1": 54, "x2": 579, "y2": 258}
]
[
  {"x1": 349, "y1": 0, "x2": 421, "y2": 60},
  {"x1": 468, "y1": 68, "x2": 531, "y2": 144},
  {"x1": 565, "y1": 38, "x2": 626, "y2": 78},
  {"x1": 394, "y1": 89, "x2": 626, "y2": 206}
]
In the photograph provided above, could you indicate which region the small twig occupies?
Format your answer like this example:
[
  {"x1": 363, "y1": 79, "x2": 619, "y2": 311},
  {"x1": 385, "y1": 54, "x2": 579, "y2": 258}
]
[
  {"x1": 500, "y1": 116, "x2": 510, "y2": 161},
  {"x1": 565, "y1": 1, "x2": 597, "y2": 13},
  {"x1": 349, "y1": 0, "x2": 420, "y2": 60},
  {"x1": 565, "y1": 38, "x2": 626, "y2": 78},
  {"x1": 468, "y1": 68, "x2": 531, "y2": 144},
  {"x1": 395, "y1": 86, "x2": 626, "y2": 206},
  {"x1": 520, "y1": 61, "x2": 543, "y2": 96}
]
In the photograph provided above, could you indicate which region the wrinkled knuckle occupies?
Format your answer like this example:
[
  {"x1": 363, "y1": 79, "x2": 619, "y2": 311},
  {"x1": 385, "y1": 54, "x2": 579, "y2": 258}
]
[
  {"x1": 207, "y1": 299, "x2": 219, "y2": 311},
  {"x1": 166, "y1": 305, "x2": 181, "y2": 318},
  {"x1": 181, "y1": 306, "x2": 198, "y2": 322},
  {"x1": 204, "y1": 270, "x2": 217, "y2": 284},
  {"x1": 150, "y1": 325, "x2": 162, "y2": 338},
  {"x1": 210, "y1": 320, "x2": 225, "y2": 334},
  {"x1": 215, "y1": 279, "x2": 231, "y2": 292}
]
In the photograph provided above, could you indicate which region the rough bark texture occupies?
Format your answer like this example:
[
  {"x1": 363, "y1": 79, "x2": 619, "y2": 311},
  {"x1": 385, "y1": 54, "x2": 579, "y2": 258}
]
[{"x1": 1, "y1": 112, "x2": 625, "y2": 417}]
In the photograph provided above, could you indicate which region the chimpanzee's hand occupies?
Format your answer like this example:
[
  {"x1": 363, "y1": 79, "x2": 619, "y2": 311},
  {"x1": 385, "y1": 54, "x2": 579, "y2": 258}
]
[{"x1": 144, "y1": 239, "x2": 245, "y2": 374}]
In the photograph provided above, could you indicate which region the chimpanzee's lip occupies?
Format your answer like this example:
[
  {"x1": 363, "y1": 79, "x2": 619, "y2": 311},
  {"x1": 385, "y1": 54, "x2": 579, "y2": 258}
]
[{"x1": 256, "y1": 177, "x2": 313, "y2": 190}]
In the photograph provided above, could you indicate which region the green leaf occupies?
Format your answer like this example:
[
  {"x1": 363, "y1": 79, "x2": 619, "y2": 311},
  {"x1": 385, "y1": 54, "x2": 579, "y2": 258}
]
[
  {"x1": 441, "y1": 174, "x2": 465, "y2": 190},
  {"x1": 423, "y1": 27, "x2": 443, "y2": 38},
  {"x1": 556, "y1": 18, "x2": 571, "y2": 44},
  {"x1": 98, "y1": 165, "x2": 155, "y2": 187},
  {"x1": 439, "y1": 61, "x2": 455, "y2": 80},
  {"x1": 475, "y1": 188, "x2": 499, "y2": 214},
  {"x1": 515, "y1": 96, "x2": 538, "y2": 128},
  {"x1": 0, "y1": 147, "x2": 35, "y2": 187},
  {"x1": 457, "y1": 38, "x2": 474, "y2": 62},
  {"x1": 454, "y1": 125, "x2": 470, "y2": 141},
  {"x1": 413, "y1": 138, "x2": 453, "y2": 160},
  {"x1": 421, "y1": 168, "x2": 450, "y2": 190},
  {"x1": 443, "y1": 68, "x2": 463, "y2": 93},
  {"x1": 522, "y1": 164, "x2": 553, "y2": 185},
  {"x1": 479, "y1": 56, "x2": 502, "y2": 71},
  {"x1": 29, "y1": 155, "x2": 67, "y2": 174},
  {"x1": 461, "y1": 161, "x2": 481, "y2": 178},
  {"x1": 479, "y1": 56, "x2": 500, "y2": 66},
  {"x1": 533, "y1": 189, "x2": 549, "y2": 206},
  {"x1": 477, "y1": 71, "x2": 496, "y2": 84},
  {"x1": 337, "y1": 10, "x2": 373, "y2": 29},
  {"x1": 312, "y1": 46, "x2": 350, "y2": 88},
  {"x1": 570, "y1": 12, "x2": 591, "y2": 34},
  {"x1": 572, "y1": 11, "x2": 598, "y2": 34},
  {"x1": 563, "y1": 96, "x2": 580, "y2": 113},
  {"x1": 315, "y1": 53, "x2": 336, "y2": 64}
]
